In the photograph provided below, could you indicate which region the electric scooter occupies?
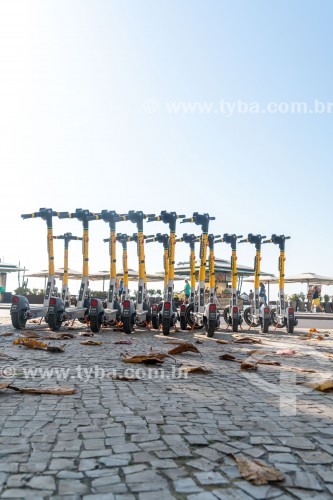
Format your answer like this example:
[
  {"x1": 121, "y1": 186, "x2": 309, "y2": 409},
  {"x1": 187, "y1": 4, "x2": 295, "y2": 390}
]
[
  {"x1": 239, "y1": 234, "x2": 271, "y2": 333},
  {"x1": 11, "y1": 208, "x2": 58, "y2": 329},
  {"x1": 176, "y1": 233, "x2": 199, "y2": 331},
  {"x1": 89, "y1": 211, "x2": 129, "y2": 333},
  {"x1": 53, "y1": 233, "x2": 82, "y2": 307},
  {"x1": 122, "y1": 211, "x2": 155, "y2": 333},
  {"x1": 181, "y1": 213, "x2": 216, "y2": 330},
  {"x1": 47, "y1": 209, "x2": 101, "y2": 330},
  {"x1": 147, "y1": 212, "x2": 185, "y2": 336},
  {"x1": 203, "y1": 234, "x2": 221, "y2": 337},
  {"x1": 222, "y1": 234, "x2": 243, "y2": 332},
  {"x1": 145, "y1": 233, "x2": 170, "y2": 330},
  {"x1": 263, "y1": 235, "x2": 298, "y2": 333}
]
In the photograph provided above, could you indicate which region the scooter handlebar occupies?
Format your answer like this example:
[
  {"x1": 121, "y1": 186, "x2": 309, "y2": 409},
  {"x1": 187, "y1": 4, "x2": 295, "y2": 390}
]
[
  {"x1": 177, "y1": 214, "x2": 186, "y2": 219},
  {"x1": 262, "y1": 239, "x2": 270, "y2": 244},
  {"x1": 238, "y1": 239, "x2": 247, "y2": 243},
  {"x1": 144, "y1": 214, "x2": 155, "y2": 219},
  {"x1": 209, "y1": 217, "x2": 216, "y2": 220},
  {"x1": 285, "y1": 236, "x2": 291, "y2": 240},
  {"x1": 21, "y1": 212, "x2": 41, "y2": 219},
  {"x1": 57, "y1": 211, "x2": 73, "y2": 219},
  {"x1": 180, "y1": 218, "x2": 193, "y2": 223},
  {"x1": 237, "y1": 235, "x2": 243, "y2": 239}
]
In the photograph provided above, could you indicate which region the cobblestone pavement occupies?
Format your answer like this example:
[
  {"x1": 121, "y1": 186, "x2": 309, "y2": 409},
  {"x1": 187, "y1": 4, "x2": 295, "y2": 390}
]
[{"x1": 0, "y1": 314, "x2": 333, "y2": 499}]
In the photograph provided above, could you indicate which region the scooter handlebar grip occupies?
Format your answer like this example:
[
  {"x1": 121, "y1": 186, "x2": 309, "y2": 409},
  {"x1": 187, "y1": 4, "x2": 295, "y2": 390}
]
[
  {"x1": 214, "y1": 234, "x2": 221, "y2": 238},
  {"x1": 177, "y1": 214, "x2": 186, "y2": 219},
  {"x1": 145, "y1": 214, "x2": 155, "y2": 218},
  {"x1": 209, "y1": 217, "x2": 216, "y2": 220},
  {"x1": 262, "y1": 235, "x2": 267, "y2": 239},
  {"x1": 262, "y1": 240, "x2": 270, "y2": 244},
  {"x1": 238, "y1": 239, "x2": 247, "y2": 243},
  {"x1": 180, "y1": 218, "x2": 192, "y2": 223},
  {"x1": 237, "y1": 235, "x2": 243, "y2": 239},
  {"x1": 21, "y1": 212, "x2": 40, "y2": 219},
  {"x1": 103, "y1": 238, "x2": 110, "y2": 242},
  {"x1": 285, "y1": 236, "x2": 291, "y2": 240}
]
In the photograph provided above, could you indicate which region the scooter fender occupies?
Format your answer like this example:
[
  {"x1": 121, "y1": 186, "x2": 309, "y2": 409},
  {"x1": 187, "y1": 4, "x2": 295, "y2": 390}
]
[
  {"x1": 10, "y1": 295, "x2": 30, "y2": 314},
  {"x1": 48, "y1": 297, "x2": 65, "y2": 316},
  {"x1": 89, "y1": 298, "x2": 105, "y2": 318}
]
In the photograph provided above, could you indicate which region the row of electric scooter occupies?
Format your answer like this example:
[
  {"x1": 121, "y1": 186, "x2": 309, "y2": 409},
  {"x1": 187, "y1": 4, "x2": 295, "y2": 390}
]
[{"x1": 10, "y1": 209, "x2": 297, "y2": 337}]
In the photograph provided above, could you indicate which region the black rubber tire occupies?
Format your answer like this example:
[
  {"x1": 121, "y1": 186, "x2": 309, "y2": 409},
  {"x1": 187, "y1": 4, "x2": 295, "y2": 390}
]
[
  {"x1": 90, "y1": 313, "x2": 103, "y2": 333},
  {"x1": 232, "y1": 318, "x2": 238, "y2": 332},
  {"x1": 223, "y1": 306, "x2": 229, "y2": 324},
  {"x1": 152, "y1": 315, "x2": 159, "y2": 329},
  {"x1": 185, "y1": 303, "x2": 204, "y2": 329},
  {"x1": 244, "y1": 307, "x2": 260, "y2": 327},
  {"x1": 206, "y1": 320, "x2": 215, "y2": 338},
  {"x1": 261, "y1": 318, "x2": 270, "y2": 333},
  {"x1": 162, "y1": 317, "x2": 170, "y2": 336},
  {"x1": 48, "y1": 312, "x2": 63, "y2": 331},
  {"x1": 180, "y1": 316, "x2": 187, "y2": 330},
  {"x1": 123, "y1": 316, "x2": 132, "y2": 334},
  {"x1": 287, "y1": 319, "x2": 294, "y2": 334},
  {"x1": 11, "y1": 310, "x2": 27, "y2": 329}
]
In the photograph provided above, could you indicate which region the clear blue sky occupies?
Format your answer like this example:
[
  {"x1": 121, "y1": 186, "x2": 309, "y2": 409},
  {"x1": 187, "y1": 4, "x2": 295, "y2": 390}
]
[{"x1": 0, "y1": 0, "x2": 332, "y2": 298}]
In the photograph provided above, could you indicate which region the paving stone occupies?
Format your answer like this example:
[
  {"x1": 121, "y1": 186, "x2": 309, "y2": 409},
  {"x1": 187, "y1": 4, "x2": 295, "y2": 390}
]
[
  {"x1": 212, "y1": 488, "x2": 253, "y2": 499},
  {"x1": 194, "y1": 471, "x2": 228, "y2": 485},
  {"x1": 187, "y1": 458, "x2": 217, "y2": 471},
  {"x1": 173, "y1": 477, "x2": 203, "y2": 493},
  {"x1": 99, "y1": 454, "x2": 131, "y2": 467},
  {"x1": 1, "y1": 488, "x2": 52, "y2": 498},
  {"x1": 58, "y1": 479, "x2": 89, "y2": 494},
  {"x1": 296, "y1": 451, "x2": 333, "y2": 464},
  {"x1": 292, "y1": 471, "x2": 324, "y2": 491},
  {"x1": 281, "y1": 437, "x2": 316, "y2": 450},
  {"x1": 188, "y1": 493, "x2": 217, "y2": 500}
]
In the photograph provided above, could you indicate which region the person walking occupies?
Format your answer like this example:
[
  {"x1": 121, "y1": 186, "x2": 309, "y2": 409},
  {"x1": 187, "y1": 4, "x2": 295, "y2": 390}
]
[
  {"x1": 311, "y1": 285, "x2": 324, "y2": 312},
  {"x1": 259, "y1": 282, "x2": 267, "y2": 305},
  {"x1": 184, "y1": 280, "x2": 191, "y2": 303}
]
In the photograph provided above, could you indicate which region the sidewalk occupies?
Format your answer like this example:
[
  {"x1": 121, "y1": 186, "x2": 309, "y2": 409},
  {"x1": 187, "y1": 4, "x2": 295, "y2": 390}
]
[{"x1": 0, "y1": 317, "x2": 333, "y2": 498}]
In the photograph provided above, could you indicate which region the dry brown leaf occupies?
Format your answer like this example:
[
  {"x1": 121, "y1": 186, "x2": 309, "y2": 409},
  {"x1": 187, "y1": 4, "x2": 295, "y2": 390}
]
[
  {"x1": 240, "y1": 361, "x2": 258, "y2": 371},
  {"x1": 215, "y1": 339, "x2": 230, "y2": 344},
  {"x1": 293, "y1": 368, "x2": 317, "y2": 373},
  {"x1": 167, "y1": 342, "x2": 200, "y2": 355},
  {"x1": 304, "y1": 380, "x2": 333, "y2": 392},
  {"x1": 0, "y1": 332, "x2": 13, "y2": 337},
  {"x1": 219, "y1": 354, "x2": 241, "y2": 362},
  {"x1": 180, "y1": 366, "x2": 212, "y2": 374},
  {"x1": 79, "y1": 332, "x2": 94, "y2": 337},
  {"x1": 44, "y1": 332, "x2": 74, "y2": 340},
  {"x1": 80, "y1": 340, "x2": 103, "y2": 345},
  {"x1": 46, "y1": 345, "x2": 65, "y2": 353},
  {"x1": 0, "y1": 382, "x2": 11, "y2": 390},
  {"x1": 248, "y1": 349, "x2": 271, "y2": 355},
  {"x1": 9, "y1": 385, "x2": 76, "y2": 395},
  {"x1": 323, "y1": 352, "x2": 333, "y2": 359},
  {"x1": 114, "y1": 340, "x2": 133, "y2": 345},
  {"x1": 234, "y1": 337, "x2": 262, "y2": 344},
  {"x1": 232, "y1": 454, "x2": 284, "y2": 485},
  {"x1": 316, "y1": 335, "x2": 325, "y2": 340},
  {"x1": 13, "y1": 338, "x2": 48, "y2": 350},
  {"x1": 121, "y1": 354, "x2": 165, "y2": 364}
]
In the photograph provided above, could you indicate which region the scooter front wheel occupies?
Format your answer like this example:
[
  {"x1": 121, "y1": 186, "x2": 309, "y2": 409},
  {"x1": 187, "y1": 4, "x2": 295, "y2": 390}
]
[
  {"x1": 123, "y1": 316, "x2": 133, "y2": 334},
  {"x1": 180, "y1": 316, "x2": 187, "y2": 330},
  {"x1": 11, "y1": 310, "x2": 27, "y2": 329},
  {"x1": 185, "y1": 303, "x2": 204, "y2": 329},
  {"x1": 232, "y1": 318, "x2": 238, "y2": 332},
  {"x1": 244, "y1": 307, "x2": 260, "y2": 327}
]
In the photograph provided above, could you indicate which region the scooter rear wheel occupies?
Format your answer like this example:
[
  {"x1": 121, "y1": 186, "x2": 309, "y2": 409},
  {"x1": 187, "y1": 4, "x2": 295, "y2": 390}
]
[
  {"x1": 287, "y1": 319, "x2": 294, "y2": 334},
  {"x1": 180, "y1": 316, "x2": 187, "y2": 330},
  {"x1": 261, "y1": 318, "x2": 270, "y2": 333},
  {"x1": 232, "y1": 318, "x2": 238, "y2": 332},
  {"x1": 206, "y1": 320, "x2": 215, "y2": 338},
  {"x1": 48, "y1": 313, "x2": 63, "y2": 331},
  {"x1": 123, "y1": 316, "x2": 133, "y2": 334},
  {"x1": 90, "y1": 313, "x2": 103, "y2": 333},
  {"x1": 11, "y1": 310, "x2": 27, "y2": 329},
  {"x1": 162, "y1": 317, "x2": 170, "y2": 336}
]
